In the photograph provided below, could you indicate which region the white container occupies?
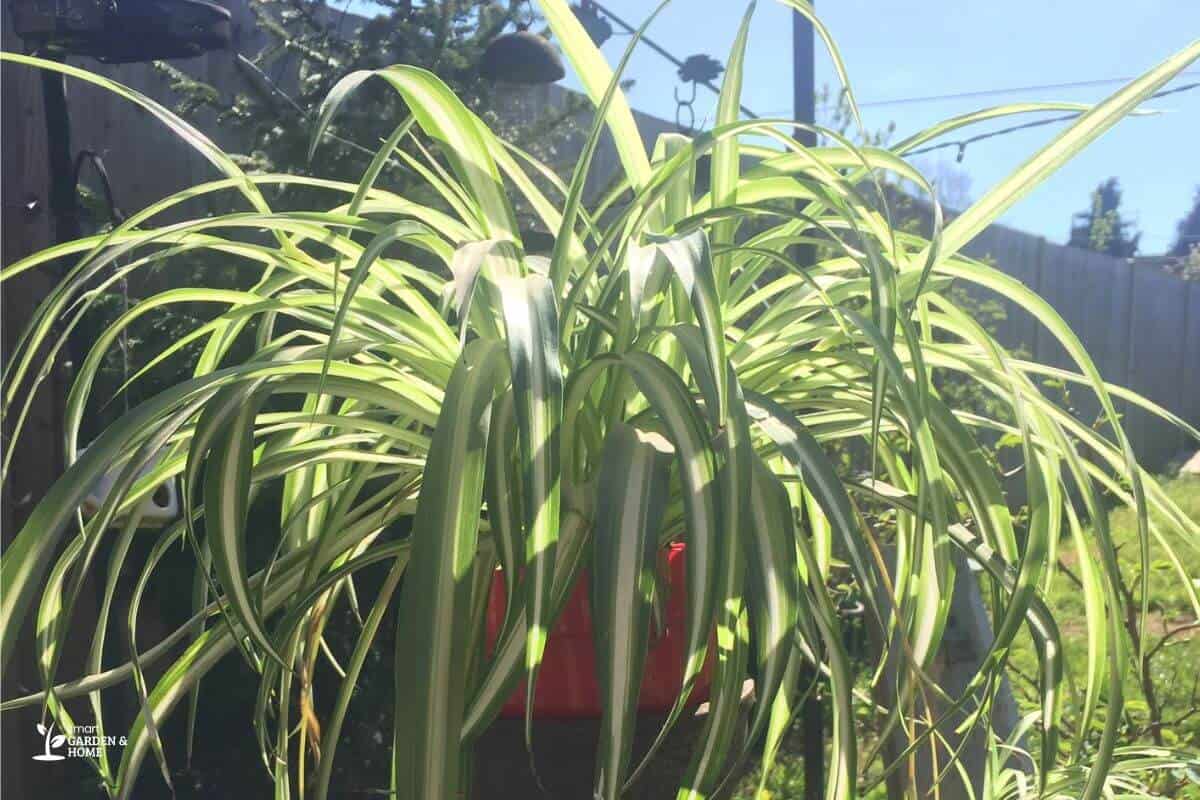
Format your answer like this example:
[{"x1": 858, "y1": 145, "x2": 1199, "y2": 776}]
[{"x1": 79, "y1": 446, "x2": 179, "y2": 527}]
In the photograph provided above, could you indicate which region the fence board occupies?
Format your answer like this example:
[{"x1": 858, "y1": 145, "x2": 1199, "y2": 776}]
[
  {"x1": 1125, "y1": 268, "x2": 1190, "y2": 466},
  {"x1": 1033, "y1": 240, "x2": 1062, "y2": 368},
  {"x1": 1063, "y1": 248, "x2": 1106, "y2": 429},
  {"x1": 1181, "y1": 282, "x2": 1200, "y2": 443},
  {"x1": 1003, "y1": 230, "x2": 1043, "y2": 359},
  {"x1": 951, "y1": 215, "x2": 1197, "y2": 471}
]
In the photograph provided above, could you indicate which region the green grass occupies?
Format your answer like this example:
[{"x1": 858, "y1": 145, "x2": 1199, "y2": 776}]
[
  {"x1": 1015, "y1": 474, "x2": 1200, "y2": 796},
  {"x1": 1020, "y1": 475, "x2": 1200, "y2": 752},
  {"x1": 1064, "y1": 475, "x2": 1199, "y2": 623}
]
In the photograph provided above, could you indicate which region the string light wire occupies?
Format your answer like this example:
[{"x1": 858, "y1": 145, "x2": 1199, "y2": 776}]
[
  {"x1": 904, "y1": 80, "x2": 1199, "y2": 161},
  {"x1": 848, "y1": 70, "x2": 1199, "y2": 109}
]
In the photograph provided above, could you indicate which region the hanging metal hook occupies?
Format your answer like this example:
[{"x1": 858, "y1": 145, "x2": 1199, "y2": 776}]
[{"x1": 674, "y1": 81, "x2": 698, "y2": 132}]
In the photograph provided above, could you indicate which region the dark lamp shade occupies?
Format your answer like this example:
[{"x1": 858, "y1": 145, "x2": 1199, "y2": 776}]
[{"x1": 480, "y1": 30, "x2": 565, "y2": 85}]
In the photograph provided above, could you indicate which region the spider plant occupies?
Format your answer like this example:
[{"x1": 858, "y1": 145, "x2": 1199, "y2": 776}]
[{"x1": 2, "y1": 2, "x2": 1198, "y2": 798}]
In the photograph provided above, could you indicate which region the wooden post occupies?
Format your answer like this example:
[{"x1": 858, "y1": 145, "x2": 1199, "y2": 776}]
[
  {"x1": 792, "y1": 6, "x2": 823, "y2": 797},
  {"x1": 876, "y1": 549, "x2": 1026, "y2": 799},
  {"x1": 2, "y1": 16, "x2": 68, "y2": 798}
]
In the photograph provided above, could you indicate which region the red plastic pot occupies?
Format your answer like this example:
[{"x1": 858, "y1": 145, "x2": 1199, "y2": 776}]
[{"x1": 485, "y1": 542, "x2": 713, "y2": 718}]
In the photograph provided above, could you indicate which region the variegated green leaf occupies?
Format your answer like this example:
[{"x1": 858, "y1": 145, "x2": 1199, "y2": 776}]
[
  {"x1": 590, "y1": 423, "x2": 673, "y2": 799},
  {"x1": 497, "y1": 274, "x2": 564, "y2": 740},
  {"x1": 391, "y1": 340, "x2": 505, "y2": 799}
]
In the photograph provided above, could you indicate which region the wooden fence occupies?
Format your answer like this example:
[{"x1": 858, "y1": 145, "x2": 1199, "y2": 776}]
[{"x1": 959, "y1": 224, "x2": 1199, "y2": 470}]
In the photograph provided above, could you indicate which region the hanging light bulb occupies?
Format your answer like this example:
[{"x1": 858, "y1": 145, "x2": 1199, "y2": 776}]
[{"x1": 480, "y1": 1, "x2": 565, "y2": 85}]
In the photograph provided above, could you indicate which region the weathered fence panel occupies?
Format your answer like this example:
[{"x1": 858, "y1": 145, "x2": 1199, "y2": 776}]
[
  {"x1": 1070, "y1": 248, "x2": 1117, "y2": 429},
  {"x1": 962, "y1": 222, "x2": 1198, "y2": 471},
  {"x1": 1183, "y1": 281, "x2": 1200, "y2": 432},
  {"x1": 961, "y1": 225, "x2": 1042, "y2": 357},
  {"x1": 1126, "y1": 268, "x2": 1190, "y2": 466}
]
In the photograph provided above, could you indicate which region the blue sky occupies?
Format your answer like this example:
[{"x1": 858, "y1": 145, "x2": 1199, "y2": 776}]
[{"x1": 559, "y1": 1, "x2": 1199, "y2": 253}]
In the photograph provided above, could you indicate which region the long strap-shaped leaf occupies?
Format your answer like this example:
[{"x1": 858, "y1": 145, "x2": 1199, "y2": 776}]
[
  {"x1": 548, "y1": 0, "x2": 669, "y2": 293},
  {"x1": 930, "y1": 39, "x2": 1200, "y2": 261},
  {"x1": 912, "y1": 42, "x2": 1200, "y2": 668},
  {"x1": 745, "y1": 392, "x2": 890, "y2": 635},
  {"x1": 742, "y1": 459, "x2": 801, "y2": 750},
  {"x1": 484, "y1": 393, "x2": 524, "y2": 640},
  {"x1": 113, "y1": 534, "x2": 412, "y2": 799},
  {"x1": 622, "y1": 352, "x2": 720, "y2": 700},
  {"x1": 0, "y1": 53, "x2": 277, "y2": 218},
  {"x1": 640, "y1": 230, "x2": 728, "y2": 424},
  {"x1": 710, "y1": 2, "x2": 755, "y2": 292},
  {"x1": 391, "y1": 339, "x2": 504, "y2": 800},
  {"x1": 534, "y1": 0, "x2": 652, "y2": 192},
  {"x1": 626, "y1": 328, "x2": 749, "y2": 790},
  {"x1": 590, "y1": 422, "x2": 673, "y2": 799},
  {"x1": 202, "y1": 388, "x2": 285, "y2": 667},
  {"x1": 313, "y1": 552, "x2": 408, "y2": 800},
  {"x1": 675, "y1": 393, "x2": 753, "y2": 800},
  {"x1": 677, "y1": 555, "x2": 749, "y2": 800},
  {"x1": 460, "y1": 509, "x2": 592, "y2": 741},
  {"x1": 0, "y1": 367, "x2": 229, "y2": 670},
  {"x1": 312, "y1": 65, "x2": 519, "y2": 241},
  {"x1": 559, "y1": 348, "x2": 723, "y2": 777},
  {"x1": 497, "y1": 275, "x2": 564, "y2": 745},
  {"x1": 41, "y1": 397, "x2": 225, "y2": 706},
  {"x1": 321, "y1": 219, "x2": 444, "y2": 384}
]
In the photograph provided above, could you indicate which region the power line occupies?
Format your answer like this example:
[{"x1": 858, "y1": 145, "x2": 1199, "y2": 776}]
[
  {"x1": 759, "y1": 69, "x2": 1200, "y2": 116},
  {"x1": 584, "y1": 1, "x2": 758, "y2": 119},
  {"x1": 904, "y1": 80, "x2": 1200, "y2": 161},
  {"x1": 850, "y1": 70, "x2": 1200, "y2": 108}
]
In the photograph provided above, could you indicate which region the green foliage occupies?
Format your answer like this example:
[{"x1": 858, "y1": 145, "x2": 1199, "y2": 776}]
[
  {"x1": 1008, "y1": 475, "x2": 1200, "y2": 797},
  {"x1": 740, "y1": 475, "x2": 1200, "y2": 799},
  {"x1": 1170, "y1": 186, "x2": 1200, "y2": 258},
  {"x1": 162, "y1": 0, "x2": 511, "y2": 178},
  {"x1": 1069, "y1": 177, "x2": 1142, "y2": 257},
  {"x1": 156, "y1": 0, "x2": 591, "y2": 216},
  {"x1": 3, "y1": 4, "x2": 1199, "y2": 799},
  {"x1": 1169, "y1": 186, "x2": 1200, "y2": 279}
]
